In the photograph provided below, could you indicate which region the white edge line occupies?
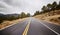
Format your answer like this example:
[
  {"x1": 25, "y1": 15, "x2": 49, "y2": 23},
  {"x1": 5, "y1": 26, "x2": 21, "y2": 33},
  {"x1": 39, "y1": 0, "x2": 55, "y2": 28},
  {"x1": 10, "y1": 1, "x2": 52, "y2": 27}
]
[
  {"x1": 39, "y1": 21, "x2": 60, "y2": 35},
  {"x1": 33, "y1": 17, "x2": 60, "y2": 35}
]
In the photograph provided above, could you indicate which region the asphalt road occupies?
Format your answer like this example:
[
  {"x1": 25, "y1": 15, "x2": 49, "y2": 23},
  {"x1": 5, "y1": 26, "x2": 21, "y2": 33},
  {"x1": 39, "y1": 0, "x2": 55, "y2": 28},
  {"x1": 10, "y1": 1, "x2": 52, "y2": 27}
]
[{"x1": 0, "y1": 17, "x2": 60, "y2": 35}]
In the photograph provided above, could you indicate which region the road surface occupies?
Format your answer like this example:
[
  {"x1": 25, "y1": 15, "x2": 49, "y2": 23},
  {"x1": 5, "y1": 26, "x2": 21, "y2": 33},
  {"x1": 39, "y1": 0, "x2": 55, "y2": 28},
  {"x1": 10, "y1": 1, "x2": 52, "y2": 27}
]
[{"x1": 0, "y1": 17, "x2": 60, "y2": 35}]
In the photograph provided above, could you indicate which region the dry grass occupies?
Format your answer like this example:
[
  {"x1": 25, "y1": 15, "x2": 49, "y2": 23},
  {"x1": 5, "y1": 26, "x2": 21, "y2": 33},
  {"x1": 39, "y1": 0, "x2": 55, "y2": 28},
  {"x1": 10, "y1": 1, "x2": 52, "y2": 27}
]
[
  {"x1": 0, "y1": 18, "x2": 27, "y2": 29},
  {"x1": 34, "y1": 10, "x2": 60, "y2": 26}
]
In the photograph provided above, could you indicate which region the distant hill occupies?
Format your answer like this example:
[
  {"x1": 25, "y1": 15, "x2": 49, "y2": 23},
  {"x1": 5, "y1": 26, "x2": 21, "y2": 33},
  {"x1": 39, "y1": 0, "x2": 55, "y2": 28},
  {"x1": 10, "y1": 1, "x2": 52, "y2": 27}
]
[{"x1": 0, "y1": 13, "x2": 20, "y2": 23}]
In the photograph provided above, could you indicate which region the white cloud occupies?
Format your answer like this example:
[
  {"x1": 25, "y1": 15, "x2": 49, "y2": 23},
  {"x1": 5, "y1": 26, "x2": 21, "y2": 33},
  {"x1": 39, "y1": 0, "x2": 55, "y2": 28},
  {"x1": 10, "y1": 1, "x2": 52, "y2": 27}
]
[
  {"x1": 0, "y1": 1, "x2": 21, "y2": 14},
  {"x1": 0, "y1": 0, "x2": 60, "y2": 15}
]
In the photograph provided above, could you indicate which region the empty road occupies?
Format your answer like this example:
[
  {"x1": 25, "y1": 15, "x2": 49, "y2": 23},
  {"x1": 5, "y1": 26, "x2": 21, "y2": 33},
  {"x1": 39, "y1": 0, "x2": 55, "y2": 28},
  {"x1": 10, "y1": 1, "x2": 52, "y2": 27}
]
[{"x1": 0, "y1": 17, "x2": 60, "y2": 35}]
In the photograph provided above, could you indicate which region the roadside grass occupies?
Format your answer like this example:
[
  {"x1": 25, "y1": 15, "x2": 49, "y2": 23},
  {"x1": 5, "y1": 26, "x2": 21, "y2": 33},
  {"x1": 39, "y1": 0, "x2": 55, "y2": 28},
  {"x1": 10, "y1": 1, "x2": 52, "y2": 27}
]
[
  {"x1": 0, "y1": 18, "x2": 27, "y2": 29},
  {"x1": 34, "y1": 10, "x2": 60, "y2": 26}
]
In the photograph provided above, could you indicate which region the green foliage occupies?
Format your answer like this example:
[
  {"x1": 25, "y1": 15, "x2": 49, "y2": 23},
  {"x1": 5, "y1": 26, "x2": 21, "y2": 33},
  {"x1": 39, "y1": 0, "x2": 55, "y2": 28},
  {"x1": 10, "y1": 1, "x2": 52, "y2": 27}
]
[
  {"x1": 41, "y1": 1, "x2": 60, "y2": 13},
  {"x1": 56, "y1": 1, "x2": 60, "y2": 10},
  {"x1": 19, "y1": 12, "x2": 31, "y2": 18},
  {"x1": 52, "y1": 1, "x2": 57, "y2": 10},
  {"x1": 20, "y1": 12, "x2": 27, "y2": 18},
  {"x1": 34, "y1": 11, "x2": 40, "y2": 16},
  {"x1": 47, "y1": 4, "x2": 52, "y2": 11},
  {"x1": 26, "y1": 13, "x2": 30, "y2": 17},
  {"x1": 0, "y1": 12, "x2": 31, "y2": 23},
  {"x1": 42, "y1": 6, "x2": 48, "y2": 11},
  {"x1": 34, "y1": 1, "x2": 60, "y2": 16}
]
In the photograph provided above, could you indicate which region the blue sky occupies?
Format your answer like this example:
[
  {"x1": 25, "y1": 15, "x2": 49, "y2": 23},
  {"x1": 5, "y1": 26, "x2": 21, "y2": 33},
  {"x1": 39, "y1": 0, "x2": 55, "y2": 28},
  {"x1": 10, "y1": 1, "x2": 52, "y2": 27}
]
[{"x1": 0, "y1": 0, "x2": 60, "y2": 15}]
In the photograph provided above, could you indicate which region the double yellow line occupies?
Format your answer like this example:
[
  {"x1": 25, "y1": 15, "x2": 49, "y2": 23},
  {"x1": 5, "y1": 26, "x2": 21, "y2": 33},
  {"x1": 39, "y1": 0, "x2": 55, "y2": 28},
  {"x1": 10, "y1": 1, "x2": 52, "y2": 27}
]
[{"x1": 22, "y1": 21, "x2": 30, "y2": 35}]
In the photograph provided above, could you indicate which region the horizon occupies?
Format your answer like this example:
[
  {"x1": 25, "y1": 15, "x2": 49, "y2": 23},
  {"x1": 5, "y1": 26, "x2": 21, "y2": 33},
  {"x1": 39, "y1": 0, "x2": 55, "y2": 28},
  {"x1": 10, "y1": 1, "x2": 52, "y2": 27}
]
[{"x1": 0, "y1": 0, "x2": 60, "y2": 15}]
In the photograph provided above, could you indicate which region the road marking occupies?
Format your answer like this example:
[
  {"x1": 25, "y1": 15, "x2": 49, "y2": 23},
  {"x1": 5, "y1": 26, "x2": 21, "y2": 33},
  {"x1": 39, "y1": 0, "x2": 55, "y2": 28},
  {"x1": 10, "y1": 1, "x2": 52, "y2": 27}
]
[
  {"x1": 39, "y1": 21, "x2": 60, "y2": 35},
  {"x1": 22, "y1": 21, "x2": 30, "y2": 35},
  {"x1": 34, "y1": 18, "x2": 60, "y2": 35}
]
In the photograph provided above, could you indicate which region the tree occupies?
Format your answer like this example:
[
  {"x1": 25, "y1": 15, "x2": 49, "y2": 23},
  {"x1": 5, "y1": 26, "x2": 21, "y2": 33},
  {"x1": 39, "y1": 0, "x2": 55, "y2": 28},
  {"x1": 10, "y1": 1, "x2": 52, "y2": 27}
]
[
  {"x1": 26, "y1": 13, "x2": 30, "y2": 17},
  {"x1": 42, "y1": 6, "x2": 49, "y2": 13},
  {"x1": 47, "y1": 3, "x2": 52, "y2": 11},
  {"x1": 52, "y1": 1, "x2": 57, "y2": 10},
  {"x1": 42, "y1": 6, "x2": 46, "y2": 11},
  {"x1": 56, "y1": 1, "x2": 60, "y2": 10},
  {"x1": 20, "y1": 12, "x2": 26, "y2": 18},
  {"x1": 34, "y1": 11, "x2": 40, "y2": 16},
  {"x1": 59, "y1": 1, "x2": 60, "y2": 5}
]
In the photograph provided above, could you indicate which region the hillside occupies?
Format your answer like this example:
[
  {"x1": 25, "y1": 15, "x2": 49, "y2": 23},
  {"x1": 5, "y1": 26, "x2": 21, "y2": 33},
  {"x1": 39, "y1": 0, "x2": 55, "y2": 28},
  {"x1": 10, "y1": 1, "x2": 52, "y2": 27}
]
[{"x1": 34, "y1": 10, "x2": 60, "y2": 25}]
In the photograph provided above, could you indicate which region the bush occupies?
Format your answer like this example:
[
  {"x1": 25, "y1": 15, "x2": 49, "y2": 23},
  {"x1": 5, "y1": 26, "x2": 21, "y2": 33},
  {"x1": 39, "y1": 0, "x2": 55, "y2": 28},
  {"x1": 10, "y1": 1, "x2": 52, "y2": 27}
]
[
  {"x1": 0, "y1": 20, "x2": 3, "y2": 23},
  {"x1": 50, "y1": 19, "x2": 54, "y2": 21},
  {"x1": 58, "y1": 17, "x2": 60, "y2": 20}
]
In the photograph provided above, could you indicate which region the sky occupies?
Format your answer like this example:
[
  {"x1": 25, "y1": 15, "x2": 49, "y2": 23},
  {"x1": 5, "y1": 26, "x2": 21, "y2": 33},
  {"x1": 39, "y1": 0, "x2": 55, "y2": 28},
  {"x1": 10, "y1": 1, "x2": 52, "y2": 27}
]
[{"x1": 0, "y1": 0, "x2": 60, "y2": 15}]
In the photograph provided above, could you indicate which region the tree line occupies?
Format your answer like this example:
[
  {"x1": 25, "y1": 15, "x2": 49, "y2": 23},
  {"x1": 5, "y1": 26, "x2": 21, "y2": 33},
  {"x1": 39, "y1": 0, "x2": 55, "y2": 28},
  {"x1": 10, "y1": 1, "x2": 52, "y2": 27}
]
[
  {"x1": 34, "y1": 1, "x2": 60, "y2": 16},
  {"x1": 0, "y1": 12, "x2": 30, "y2": 23}
]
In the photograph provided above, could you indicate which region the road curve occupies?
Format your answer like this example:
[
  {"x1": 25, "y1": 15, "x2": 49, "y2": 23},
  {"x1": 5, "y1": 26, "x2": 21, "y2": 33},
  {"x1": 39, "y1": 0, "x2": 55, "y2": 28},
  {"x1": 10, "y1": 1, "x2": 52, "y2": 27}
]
[{"x1": 0, "y1": 17, "x2": 60, "y2": 35}]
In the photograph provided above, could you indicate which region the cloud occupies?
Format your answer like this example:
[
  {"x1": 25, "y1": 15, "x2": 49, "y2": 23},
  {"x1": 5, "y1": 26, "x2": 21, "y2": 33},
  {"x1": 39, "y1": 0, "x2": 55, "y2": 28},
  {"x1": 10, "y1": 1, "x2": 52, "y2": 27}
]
[
  {"x1": 0, "y1": 0, "x2": 60, "y2": 15},
  {"x1": 0, "y1": 1, "x2": 10, "y2": 12},
  {"x1": 0, "y1": 1, "x2": 21, "y2": 14},
  {"x1": 0, "y1": 0, "x2": 42, "y2": 15}
]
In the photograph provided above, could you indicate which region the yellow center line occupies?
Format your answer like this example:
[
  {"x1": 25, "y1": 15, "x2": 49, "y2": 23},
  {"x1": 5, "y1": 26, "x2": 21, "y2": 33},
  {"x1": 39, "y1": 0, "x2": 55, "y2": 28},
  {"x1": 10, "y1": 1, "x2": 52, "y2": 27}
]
[{"x1": 22, "y1": 21, "x2": 30, "y2": 35}]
